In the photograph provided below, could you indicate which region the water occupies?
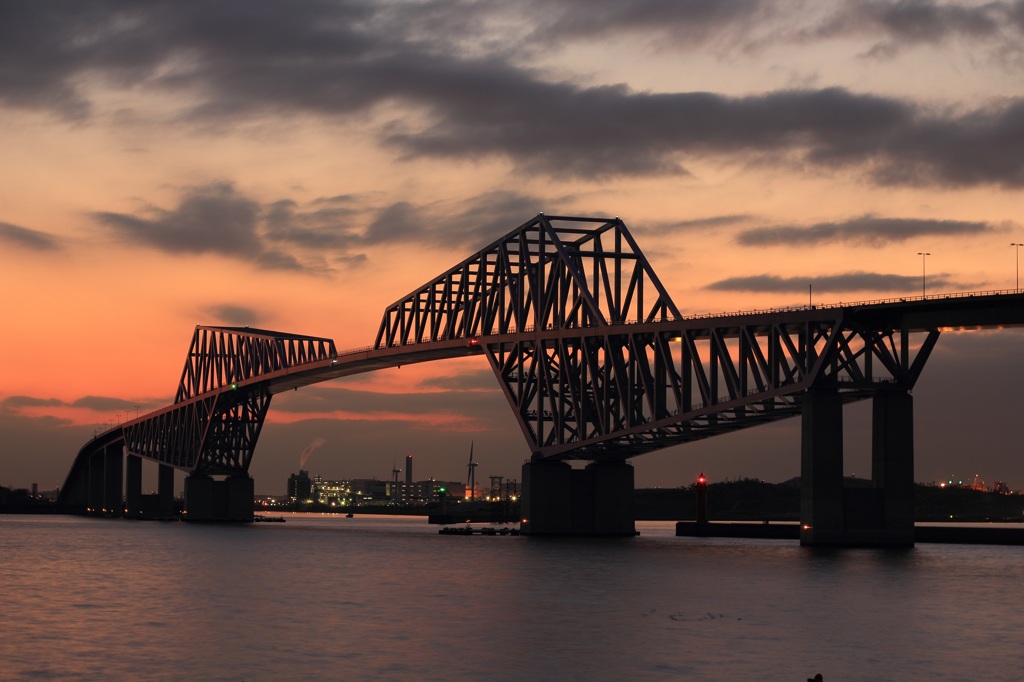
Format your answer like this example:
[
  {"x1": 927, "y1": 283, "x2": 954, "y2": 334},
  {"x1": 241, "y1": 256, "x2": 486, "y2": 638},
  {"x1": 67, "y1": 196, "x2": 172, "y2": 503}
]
[{"x1": 2, "y1": 515, "x2": 1022, "y2": 681}]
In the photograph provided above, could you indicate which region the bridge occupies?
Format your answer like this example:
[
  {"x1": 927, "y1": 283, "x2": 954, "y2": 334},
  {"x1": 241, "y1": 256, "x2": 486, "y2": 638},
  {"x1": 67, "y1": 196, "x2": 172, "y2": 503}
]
[{"x1": 58, "y1": 214, "x2": 1024, "y2": 545}]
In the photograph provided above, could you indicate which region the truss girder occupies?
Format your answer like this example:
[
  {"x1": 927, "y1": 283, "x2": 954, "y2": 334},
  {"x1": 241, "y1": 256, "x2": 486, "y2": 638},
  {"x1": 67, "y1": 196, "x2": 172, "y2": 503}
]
[
  {"x1": 374, "y1": 215, "x2": 683, "y2": 349},
  {"x1": 483, "y1": 318, "x2": 941, "y2": 460},
  {"x1": 123, "y1": 386, "x2": 272, "y2": 475},
  {"x1": 176, "y1": 326, "x2": 336, "y2": 402}
]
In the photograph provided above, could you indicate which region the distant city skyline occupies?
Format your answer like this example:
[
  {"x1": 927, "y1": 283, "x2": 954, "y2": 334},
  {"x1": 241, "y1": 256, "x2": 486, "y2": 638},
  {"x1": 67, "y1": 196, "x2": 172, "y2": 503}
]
[{"x1": 2, "y1": 1, "x2": 1023, "y2": 491}]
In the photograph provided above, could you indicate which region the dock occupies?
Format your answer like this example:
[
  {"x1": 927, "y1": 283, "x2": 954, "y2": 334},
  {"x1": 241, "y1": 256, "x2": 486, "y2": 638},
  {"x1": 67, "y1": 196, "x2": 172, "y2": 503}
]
[{"x1": 676, "y1": 521, "x2": 1024, "y2": 545}]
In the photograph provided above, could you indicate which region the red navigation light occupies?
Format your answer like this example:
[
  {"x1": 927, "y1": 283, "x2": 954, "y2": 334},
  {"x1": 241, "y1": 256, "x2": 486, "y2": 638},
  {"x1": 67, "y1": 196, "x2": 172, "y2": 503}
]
[
  {"x1": 467, "y1": 337, "x2": 479, "y2": 346},
  {"x1": 696, "y1": 473, "x2": 706, "y2": 485}
]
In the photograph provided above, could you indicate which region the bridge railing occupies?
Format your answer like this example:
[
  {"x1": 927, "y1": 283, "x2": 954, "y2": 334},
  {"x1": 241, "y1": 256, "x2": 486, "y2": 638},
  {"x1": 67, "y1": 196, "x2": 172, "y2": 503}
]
[{"x1": 685, "y1": 288, "x2": 1022, "y2": 320}]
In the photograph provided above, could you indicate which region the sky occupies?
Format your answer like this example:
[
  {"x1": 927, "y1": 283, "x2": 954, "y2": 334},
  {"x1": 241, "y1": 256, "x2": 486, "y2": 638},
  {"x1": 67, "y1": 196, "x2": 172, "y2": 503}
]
[{"x1": 2, "y1": 0, "x2": 1023, "y2": 495}]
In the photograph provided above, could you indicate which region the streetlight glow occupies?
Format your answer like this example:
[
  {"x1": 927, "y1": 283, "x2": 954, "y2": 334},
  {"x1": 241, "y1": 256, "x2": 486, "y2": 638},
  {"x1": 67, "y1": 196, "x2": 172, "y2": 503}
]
[{"x1": 917, "y1": 252, "x2": 931, "y2": 297}]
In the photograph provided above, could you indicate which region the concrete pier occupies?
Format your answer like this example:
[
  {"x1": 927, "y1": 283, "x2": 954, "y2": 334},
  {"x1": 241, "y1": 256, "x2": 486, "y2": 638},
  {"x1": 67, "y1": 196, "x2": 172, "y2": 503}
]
[
  {"x1": 157, "y1": 464, "x2": 175, "y2": 518},
  {"x1": 800, "y1": 388, "x2": 845, "y2": 545},
  {"x1": 103, "y1": 444, "x2": 123, "y2": 514},
  {"x1": 800, "y1": 388, "x2": 915, "y2": 547},
  {"x1": 125, "y1": 454, "x2": 142, "y2": 518},
  {"x1": 184, "y1": 474, "x2": 254, "y2": 522},
  {"x1": 87, "y1": 450, "x2": 105, "y2": 513},
  {"x1": 521, "y1": 459, "x2": 635, "y2": 536}
]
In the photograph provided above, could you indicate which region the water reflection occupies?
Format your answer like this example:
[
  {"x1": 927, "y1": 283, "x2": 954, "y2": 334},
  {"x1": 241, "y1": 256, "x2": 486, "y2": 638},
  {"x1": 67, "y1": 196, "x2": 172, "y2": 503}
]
[{"x1": 1, "y1": 516, "x2": 1022, "y2": 681}]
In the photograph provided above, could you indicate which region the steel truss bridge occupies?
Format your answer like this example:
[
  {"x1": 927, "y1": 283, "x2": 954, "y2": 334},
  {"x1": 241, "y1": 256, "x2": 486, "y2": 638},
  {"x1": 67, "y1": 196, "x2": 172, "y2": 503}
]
[{"x1": 59, "y1": 214, "x2": 1024, "y2": 519}]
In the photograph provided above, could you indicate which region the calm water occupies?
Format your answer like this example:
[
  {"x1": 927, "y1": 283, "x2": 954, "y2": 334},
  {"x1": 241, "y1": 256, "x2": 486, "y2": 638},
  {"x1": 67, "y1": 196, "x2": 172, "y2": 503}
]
[{"x1": 2, "y1": 514, "x2": 1022, "y2": 681}]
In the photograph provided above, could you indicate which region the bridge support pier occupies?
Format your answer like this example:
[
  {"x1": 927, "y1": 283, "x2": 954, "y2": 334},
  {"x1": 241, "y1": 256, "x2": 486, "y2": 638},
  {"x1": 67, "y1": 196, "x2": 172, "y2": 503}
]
[
  {"x1": 184, "y1": 474, "x2": 254, "y2": 522},
  {"x1": 85, "y1": 445, "x2": 124, "y2": 515},
  {"x1": 103, "y1": 445, "x2": 123, "y2": 515},
  {"x1": 87, "y1": 450, "x2": 105, "y2": 513},
  {"x1": 870, "y1": 389, "x2": 915, "y2": 545},
  {"x1": 800, "y1": 388, "x2": 915, "y2": 547},
  {"x1": 157, "y1": 464, "x2": 176, "y2": 518},
  {"x1": 125, "y1": 454, "x2": 142, "y2": 518},
  {"x1": 521, "y1": 459, "x2": 635, "y2": 536}
]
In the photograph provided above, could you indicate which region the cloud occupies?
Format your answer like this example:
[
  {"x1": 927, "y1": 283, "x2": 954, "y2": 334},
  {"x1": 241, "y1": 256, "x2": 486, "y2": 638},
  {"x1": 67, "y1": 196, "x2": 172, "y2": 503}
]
[
  {"x1": 526, "y1": 0, "x2": 771, "y2": 45},
  {"x1": 1, "y1": 394, "x2": 159, "y2": 416},
  {"x1": 738, "y1": 215, "x2": 994, "y2": 246},
  {"x1": 706, "y1": 271, "x2": 959, "y2": 293},
  {"x1": 0, "y1": 221, "x2": 61, "y2": 251},
  {"x1": 94, "y1": 182, "x2": 262, "y2": 255},
  {"x1": 263, "y1": 199, "x2": 360, "y2": 250},
  {"x1": 0, "y1": 396, "x2": 64, "y2": 413},
  {"x1": 70, "y1": 396, "x2": 147, "y2": 412},
  {"x1": 204, "y1": 305, "x2": 263, "y2": 326},
  {"x1": 423, "y1": 190, "x2": 556, "y2": 246},
  {"x1": 654, "y1": 215, "x2": 754, "y2": 233},
  {"x1": 360, "y1": 191, "x2": 555, "y2": 247},
  {"x1": 5, "y1": 3, "x2": 1024, "y2": 187},
  {"x1": 92, "y1": 183, "x2": 356, "y2": 273},
  {"x1": 814, "y1": 0, "x2": 1022, "y2": 57},
  {"x1": 385, "y1": 82, "x2": 1024, "y2": 186},
  {"x1": 363, "y1": 202, "x2": 426, "y2": 245},
  {"x1": 87, "y1": 183, "x2": 558, "y2": 272}
]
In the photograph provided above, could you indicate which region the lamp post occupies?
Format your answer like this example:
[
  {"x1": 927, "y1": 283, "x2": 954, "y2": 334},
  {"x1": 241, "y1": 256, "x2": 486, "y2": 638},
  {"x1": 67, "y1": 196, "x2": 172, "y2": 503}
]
[
  {"x1": 917, "y1": 252, "x2": 930, "y2": 297},
  {"x1": 1012, "y1": 243, "x2": 1023, "y2": 292}
]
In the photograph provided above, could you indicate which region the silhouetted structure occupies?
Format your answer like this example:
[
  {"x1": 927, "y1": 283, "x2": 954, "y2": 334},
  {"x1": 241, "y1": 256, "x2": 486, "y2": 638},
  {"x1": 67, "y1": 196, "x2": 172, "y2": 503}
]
[
  {"x1": 288, "y1": 470, "x2": 312, "y2": 502},
  {"x1": 57, "y1": 215, "x2": 1024, "y2": 542}
]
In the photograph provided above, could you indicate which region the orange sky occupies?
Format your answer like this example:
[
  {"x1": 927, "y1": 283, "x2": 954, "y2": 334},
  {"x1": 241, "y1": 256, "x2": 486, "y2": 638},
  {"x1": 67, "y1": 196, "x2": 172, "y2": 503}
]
[{"x1": 2, "y1": 1, "x2": 1023, "y2": 493}]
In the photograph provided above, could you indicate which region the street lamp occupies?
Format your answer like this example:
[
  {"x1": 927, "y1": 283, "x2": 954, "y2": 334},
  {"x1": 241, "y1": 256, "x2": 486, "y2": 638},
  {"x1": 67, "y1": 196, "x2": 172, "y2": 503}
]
[
  {"x1": 917, "y1": 252, "x2": 930, "y2": 297},
  {"x1": 1012, "y1": 243, "x2": 1023, "y2": 292}
]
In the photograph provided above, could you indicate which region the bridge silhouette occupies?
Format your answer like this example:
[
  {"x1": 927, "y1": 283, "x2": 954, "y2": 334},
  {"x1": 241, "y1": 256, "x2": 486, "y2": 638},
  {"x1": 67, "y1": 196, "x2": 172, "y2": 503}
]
[{"x1": 59, "y1": 214, "x2": 1024, "y2": 545}]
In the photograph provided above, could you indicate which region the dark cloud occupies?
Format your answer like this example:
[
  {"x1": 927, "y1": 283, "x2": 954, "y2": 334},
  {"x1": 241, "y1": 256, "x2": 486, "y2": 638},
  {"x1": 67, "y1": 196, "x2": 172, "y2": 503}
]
[
  {"x1": 93, "y1": 182, "x2": 262, "y2": 255},
  {"x1": 529, "y1": 1, "x2": 1024, "y2": 61},
  {"x1": 815, "y1": 1, "x2": 1021, "y2": 56},
  {"x1": 93, "y1": 183, "x2": 352, "y2": 273},
  {"x1": 738, "y1": 215, "x2": 993, "y2": 246},
  {"x1": 264, "y1": 199, "x2": 359, "y2": 250},
  {"x1": 536, "y1": 0, "x2": 765, "y2": 36},
  {"x1": 656, "y1": 215, "x2": 753, "y2": 232},
  {"x1": 87, "y1": 183, "x2": 555, "y2": 272},
  {"x1": 0, "y1": 221, "x2": 61, "y2": 251},
  {"x1": 437, "y1": 191, "x2": 554, "y2": 245},
  {"x1": 0, "y1": 396, "x2": 64, "y2": 412},
  {"x1": 205, "y1": 305, "x2": 262, "y2": 326},
  {"x1": 706, "y1": 271, "x2": 959, "y2": 293},
  {"x1": 255, "y1": 250, "x2": 307, "y2": 272},
  {"x1": 362, "y1": 202, "x2": 425, "y2": 245},
  {"x1": 70, "y1": 395, "x2": 147, "y2": 412},
  {"x1": 0, "y1": 394, "x2": 158, "y2": 414},
  {"x1": 386, "y1": 83, "x2": 1024, "y2": 187},
  {"x1": 4, "y1": 3, "x2": 1023, "y2": 187}
]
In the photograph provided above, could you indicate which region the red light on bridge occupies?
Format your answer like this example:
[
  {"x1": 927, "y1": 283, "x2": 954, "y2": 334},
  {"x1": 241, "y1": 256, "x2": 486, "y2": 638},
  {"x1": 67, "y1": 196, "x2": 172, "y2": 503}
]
[{"x1": 467, "y1": 337, "x2": 480, "y2": 346}]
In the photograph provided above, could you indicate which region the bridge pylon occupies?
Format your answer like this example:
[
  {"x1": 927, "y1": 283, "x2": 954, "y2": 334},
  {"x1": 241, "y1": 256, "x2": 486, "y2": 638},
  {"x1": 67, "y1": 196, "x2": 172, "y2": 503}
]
[
  {"x1": 800, "y1": 387, "x2": 915, "y2": 546},
  {"x1": 520, "y1": 458, "x2": 635, "y2": 536}
]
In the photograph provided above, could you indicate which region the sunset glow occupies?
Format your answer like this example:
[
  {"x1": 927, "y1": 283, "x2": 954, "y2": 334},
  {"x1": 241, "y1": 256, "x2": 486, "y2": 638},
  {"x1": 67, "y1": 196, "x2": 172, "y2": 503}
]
[{"x1": 2, "y1": 1, "x2": 1023, "y2": 493}]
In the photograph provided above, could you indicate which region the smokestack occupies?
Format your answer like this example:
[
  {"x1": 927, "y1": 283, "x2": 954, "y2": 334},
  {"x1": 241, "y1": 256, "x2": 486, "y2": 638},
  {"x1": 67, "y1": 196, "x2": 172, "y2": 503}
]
[{"x1": 405, "y1": 455, "x2": 413, "y2": 485}]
